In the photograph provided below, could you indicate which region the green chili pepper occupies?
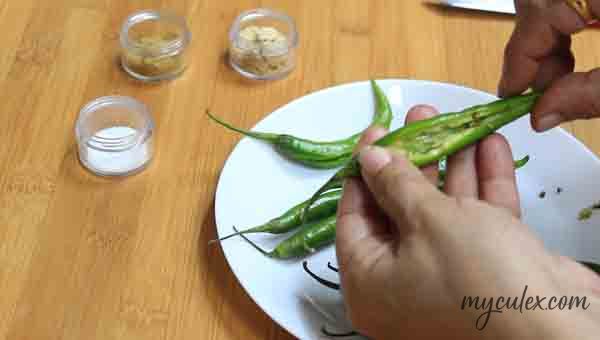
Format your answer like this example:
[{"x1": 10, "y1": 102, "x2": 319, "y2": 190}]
[
  {"x1": 207, "y1": 80, "x2": 393, "y2": 169},
  {"x1": 234, "y1": 154, "x2": 531, "y2": 260},
  {"x1": 220, "y1": 156, "x2": 529, "y2": 247},
  {"x1": 234, "y1": 215, "x2": 337, "y2": 259},
  {"x1": 211, "y1": 190, "x2": 341, "y2": 243},
  {"x1": 303, "y1": 92, "x2": 541, "y2": 215}
]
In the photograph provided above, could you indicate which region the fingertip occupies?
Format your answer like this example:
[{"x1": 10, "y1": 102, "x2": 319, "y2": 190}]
[
  {"x1": 364, "y1": 126, "x2": 388, "y2": 141},
  {"x1": 530, "y1": 86, "x2": 567, "y2": 132},
  {"x1": 444, "y1": 145, "x2": 478, "y2": 198},
  {"x1": 479, "y1": 135, "x2": 514, "y2": 167},
  {"x1": 404, "y1": 105, "x2": 439, "y2": 184},
  {"x1": 477, "y1": 134, "x2": 512, "y2": 161},
  {"x1": 359, "y1": 148, "x2": 441, "y2": 231},
  {"x1": 476, "y1": 133, "x2": 515, "y2": 177},
  {"x1": 355, "y1": 126, "x2": 388, "y2": 154},
  {"x1": 531, "y1": 113, "x2": 563, "y2": 132},
  {"x1": 358, "y1": 146, "x2": 392, "y2": 177},
  {"x1": 477, "y1": 134, "x2": 521, "y2": 217},
  {"x1": 530, "y1": 117, "x2": 542, "y2": 132},
  {"x1": 406, "y1": 105, "x2": 439, "y2": 123},
  {"x1": 498, "y1": 81, "x2": 528, "y2": 99}
]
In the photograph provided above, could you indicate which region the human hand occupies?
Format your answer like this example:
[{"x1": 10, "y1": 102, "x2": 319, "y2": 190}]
[
  {"x1": 335, "y1": 105, "x2": 600, "y2": 339},
  {"x1": 499, "y1": 0, "x2": 600, "y2": 131}
]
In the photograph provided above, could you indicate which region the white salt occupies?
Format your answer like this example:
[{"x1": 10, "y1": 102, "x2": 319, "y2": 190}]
[{"x1": 84, "y1": 126, "x2": 151, "y2": 175}]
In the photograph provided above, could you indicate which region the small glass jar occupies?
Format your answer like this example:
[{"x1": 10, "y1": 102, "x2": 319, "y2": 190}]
[
  {"x1": 75, "y1": 96, "x2": 154, "y2": 177},
  {"x1": 228, "y1": 8, "x2": 298, "y2": 80},
  {"x1": 120, "y1": 10, "x2": 191, "y2": 82}
]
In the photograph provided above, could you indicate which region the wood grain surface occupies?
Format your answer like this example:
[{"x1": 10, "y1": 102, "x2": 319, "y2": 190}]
[{"x1": 1, "y1": 1, "x2": 599, "y2": 339}]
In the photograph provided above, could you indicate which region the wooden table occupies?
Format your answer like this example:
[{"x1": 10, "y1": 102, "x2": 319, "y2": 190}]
[{"x1": 1, "y1": 1, "x2": 599, "y2": 339}]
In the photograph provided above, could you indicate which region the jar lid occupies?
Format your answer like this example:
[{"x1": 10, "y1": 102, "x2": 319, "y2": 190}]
[{"x1": 120, "y1": 10, "x2": 191, "y2": 57}]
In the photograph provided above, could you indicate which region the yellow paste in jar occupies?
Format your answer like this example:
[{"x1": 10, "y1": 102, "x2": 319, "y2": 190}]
[{"x1": 124, "y1": 32, "x2": 185, "y2": 78}]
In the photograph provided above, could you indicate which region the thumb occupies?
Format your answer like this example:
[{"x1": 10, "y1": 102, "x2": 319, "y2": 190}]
[
  {"x1": 533, "y1": 69, "x2": 600, "y2": 132},
  {"x1": 357, "y1": 146, "x2": 445, "y2": 233},
  {"x1": 335, "y1": 127, "x2": 390, "y2": 262}
]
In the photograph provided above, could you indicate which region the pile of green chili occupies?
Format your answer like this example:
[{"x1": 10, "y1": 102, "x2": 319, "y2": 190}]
[{"x1": 210, "y1": 81, "x2": 393, "y2": 258}]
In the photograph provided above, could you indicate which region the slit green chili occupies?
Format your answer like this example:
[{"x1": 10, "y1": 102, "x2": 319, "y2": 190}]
[
  {"x1": 207, "y1": 80, "x2": 393, "y2": 169},
  {"x1": 303, "y1": 92, "x2": 541, "y2": 216}
]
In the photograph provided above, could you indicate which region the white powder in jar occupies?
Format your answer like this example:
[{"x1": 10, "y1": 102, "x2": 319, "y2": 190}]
[{"x1": 83, "y1": 126, "x2": 152, "y2": 175}]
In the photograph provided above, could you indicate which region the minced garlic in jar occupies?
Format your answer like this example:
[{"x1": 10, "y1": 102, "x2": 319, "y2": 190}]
[
  {"x1": 230, "y1": 25, "x2": 293, "y2": 78},
  {"x1": 123, "y1": 32, "x2": 185, "y2": 78}
]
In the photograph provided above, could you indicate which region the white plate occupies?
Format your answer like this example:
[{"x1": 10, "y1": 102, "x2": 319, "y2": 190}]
[{"x1": 214, "y1": 80, "x2": 600, "y2": 339}]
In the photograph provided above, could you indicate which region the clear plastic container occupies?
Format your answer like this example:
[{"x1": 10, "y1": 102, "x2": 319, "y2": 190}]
[
  {"x1": 120, "y1": 10, "x2": 191, "y2": 82},
  {"x1": 75, "y1": 96, "x2": 154, "y2": 177},
  {"x1": 228, "y1": 8, "x2": 298, "y2": 80}
]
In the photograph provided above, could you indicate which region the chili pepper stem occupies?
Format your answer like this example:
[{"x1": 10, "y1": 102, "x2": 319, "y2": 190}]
[
  {"x1": 206, "y1": 110, "x2": 279, "y2": 142},
  {"x1": 232, "y1": 226, "x2": 275, "y2": 257},
  {"x1": 370, "y1": 80, "x2": 393, "y2": 127},
  {"x1": 514, "y1": 155, "x2": 530, "y2": 169},
  {"x1": 209, "y1": 225, "x2": 269, "y2": 245}
]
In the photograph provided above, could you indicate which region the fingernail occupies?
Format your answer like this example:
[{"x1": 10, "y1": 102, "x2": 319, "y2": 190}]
[
  {"x1": 535, "y1": 114, "x2": 563, "y2": 132},
  {"x1": 358, "y1": 146, "x2": 391, "y2": 175}
]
